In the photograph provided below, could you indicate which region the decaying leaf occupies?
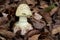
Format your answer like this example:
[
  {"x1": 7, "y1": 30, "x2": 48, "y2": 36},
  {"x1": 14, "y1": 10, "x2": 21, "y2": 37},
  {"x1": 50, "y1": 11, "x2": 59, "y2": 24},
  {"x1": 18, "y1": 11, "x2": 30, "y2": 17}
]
[
  {"x1": 0, "y1": 13, "x2": 9, "y2": 29},
  {"x1": 44, "y1": 4, "x2": 56, "y2": 12},
  {"x1": 40, "y1": 11, "x2": 52, "y2": 24},
  {"x1": 33, "y1": 13, "x2": 42, "y2": 21},
  {"x1": 0, "y1": 16, "x2": 8, "y2": 25},
  {"x1": 31, "y1": 17, "x2": 46, "y2": 29},
  {"x1": 40, "y1": 1, "x2": 48, "y2": 9},
  {"x1": 28, "y1": 34, "x2": 40, "y2": 40},
  {"x1": 52, "y1": 25, "x2": 60, "y2": 34},
  {"x1": 0, "y1": 29, "x2": 15, "y2": 38},
  {"x1": 32, "y1": 7, "x2": 40, "y2": 13},
  {"x1": 50, "y1": 7, "x2": 58, "y2": 16},
  {"x1": 26, "y1": 0, "x2": 37, "y2": 7},
  {"x1": 2, "y1": 13, "x2": 8, "y2": 17},
  {"x1": 0, "y1": 36, "x2": 6, "y2": 40},
  {"x1": 25, "y1": 29, "x2": 40, "y2": 37},
  {"x1": 24, "y1": 29, "x2": 40, "y2": 40}
]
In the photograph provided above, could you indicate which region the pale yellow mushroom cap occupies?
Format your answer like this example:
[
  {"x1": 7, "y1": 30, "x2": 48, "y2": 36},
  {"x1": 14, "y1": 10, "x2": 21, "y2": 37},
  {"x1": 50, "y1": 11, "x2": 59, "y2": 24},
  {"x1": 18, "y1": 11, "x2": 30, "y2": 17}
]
[{"x1": 16, "y1": 4, "x2": 32, "y2": 17}]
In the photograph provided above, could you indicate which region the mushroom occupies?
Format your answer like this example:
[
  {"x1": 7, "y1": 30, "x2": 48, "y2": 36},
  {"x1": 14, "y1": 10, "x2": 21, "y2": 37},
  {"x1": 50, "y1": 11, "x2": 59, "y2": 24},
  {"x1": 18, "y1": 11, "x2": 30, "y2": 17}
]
[{"x1": 13, "y1": 4, "x2": 33, "y2": 35}]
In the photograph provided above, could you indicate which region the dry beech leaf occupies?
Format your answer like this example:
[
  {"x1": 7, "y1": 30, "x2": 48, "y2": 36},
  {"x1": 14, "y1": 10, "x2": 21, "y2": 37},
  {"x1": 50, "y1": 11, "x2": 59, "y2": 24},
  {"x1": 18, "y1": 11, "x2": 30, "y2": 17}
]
[
  {"x1": 10, "y1": 3, "x2": 17, "y2": 7},
  {"x1": 32, "y1": 7, "x2": 40, "y2": 13},
  {"x1": 40, "y1": 11, "x2": 52, "y2": 24},
  {"x1": 0, "y1": 30, "x2": 15, "y2": 38},
  {"x1": 52, "y1": 25, "x2": 60, "y2": 34},
  {"x1": 0, "y1": 24, "x2": 9, "y2": 30},
  {"x1": 40, "y1": 1, "x2": 48, "y2": 9},
  {"x1": 14, "y1": 37, "x2": 23, "y2": 40},
  {"x1": 2, "y1": 13, "x2": 8, "y2": 17},
  {"x1": 58, "y1": 7, "x2": 60, "y2": 15},
  {"x1": 31, "y1": 18, "x2": 46, "y2": 29},
  {"x1": 24, "y1": 29, "x2": 40, "y2": 40},
  {"x1": 55, "y1": 20, "x2": 60, "y2": 25},
  {"x1": 0, "y1": 17, "x2": 8, "y2": 25},
  {"x1": 26, "y1": 0, "x2": 37, "y2": 7},
  {"x1": 33, "y1": 13, "x2": 42, "y2": 21},
  {"x1": 42, "y1": 38, "x2": 51, "y2": 40},
  {"x1": 50, "y1": 7, "x2": 58, "y2": 16},
  {"x1": 25, "y1": 29, "x2": 40, "y2": 37},
  {"x1": 0, "y1": 13, "x2": 8, "y2": 25},
  {"x1": 0, "y1": 5, "x2": 5, "y2": 12},
  {"x1": 28, "y1": 34, "x2": 40, "y2": 40}
]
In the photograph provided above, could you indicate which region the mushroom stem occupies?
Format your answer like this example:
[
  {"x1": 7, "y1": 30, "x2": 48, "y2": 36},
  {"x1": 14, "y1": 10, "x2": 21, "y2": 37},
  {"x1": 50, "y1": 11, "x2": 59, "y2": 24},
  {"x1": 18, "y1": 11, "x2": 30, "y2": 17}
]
[
  {"x1": 19, "y1": 17, "x2": 27, "y2": 23},
  {"x1": 18, "y1": 17, "x2": 33, "y2": 35},
  {"x1": 19, "y1": 16, "x2": 29, "y2": 28}
]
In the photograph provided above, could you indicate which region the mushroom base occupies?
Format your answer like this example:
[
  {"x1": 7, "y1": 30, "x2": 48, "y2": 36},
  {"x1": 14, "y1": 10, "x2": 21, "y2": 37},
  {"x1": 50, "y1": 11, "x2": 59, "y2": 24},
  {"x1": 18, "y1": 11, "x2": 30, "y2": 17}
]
[{"x1": 14, "y1": 17, "x2": 33, "y2": 35}]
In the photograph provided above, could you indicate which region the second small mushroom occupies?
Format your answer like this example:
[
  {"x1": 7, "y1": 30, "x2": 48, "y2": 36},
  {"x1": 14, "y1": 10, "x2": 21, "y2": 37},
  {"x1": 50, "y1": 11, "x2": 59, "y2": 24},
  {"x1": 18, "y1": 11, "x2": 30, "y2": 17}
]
[{"x1": 13, "y1": 4, "x2": 33, "y2": 35}]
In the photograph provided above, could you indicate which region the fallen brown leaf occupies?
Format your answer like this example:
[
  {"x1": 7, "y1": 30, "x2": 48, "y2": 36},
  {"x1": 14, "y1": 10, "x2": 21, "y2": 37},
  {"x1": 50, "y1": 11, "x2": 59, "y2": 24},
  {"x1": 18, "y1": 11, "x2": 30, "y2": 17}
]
[
  {"x1": 50, "y1": 7, "x2": 58, "y2": 16},
  {"x1": 52, "y1": 25, "x2": 60, "y2": 34},
  {"x1": 40, "y1": 11, "x2": 52, "y2": 24},
  {"x1": 33, "y1": 13, "x2": 42, "y2": 21},
  {"x1": 31, "y1": 18, "x2": 46, "y2": 29},
  {"x1": 26, "y1": 0, "x2": 37, "y2": 7},
  {"x1": 0, "y1": 30, "x2": 15, "y2": 38},
  {"x1": 28, "y1": 34, "x2": 40, "y2": 40}
]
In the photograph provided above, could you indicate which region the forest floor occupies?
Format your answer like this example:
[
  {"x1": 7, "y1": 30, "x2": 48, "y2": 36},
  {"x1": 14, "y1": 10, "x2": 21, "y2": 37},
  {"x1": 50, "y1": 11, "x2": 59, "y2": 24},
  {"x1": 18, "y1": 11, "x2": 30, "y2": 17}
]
[{"x1": 0, "y1": 0, "x2": 60, "y2": 40}]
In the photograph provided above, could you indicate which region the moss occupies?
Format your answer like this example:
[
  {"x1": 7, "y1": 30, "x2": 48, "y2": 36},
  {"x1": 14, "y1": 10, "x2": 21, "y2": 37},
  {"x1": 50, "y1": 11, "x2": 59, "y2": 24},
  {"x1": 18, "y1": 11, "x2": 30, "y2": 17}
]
[{"x1": 44, "y1": 3, "x2": 57, "y2": 12}]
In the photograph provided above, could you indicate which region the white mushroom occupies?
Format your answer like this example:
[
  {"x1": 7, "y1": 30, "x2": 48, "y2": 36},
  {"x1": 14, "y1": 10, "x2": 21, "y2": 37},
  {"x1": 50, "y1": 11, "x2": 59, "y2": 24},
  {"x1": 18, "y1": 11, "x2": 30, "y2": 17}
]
[{"x1": 13, "y1": 4, "x2": 33, "y2": 35}]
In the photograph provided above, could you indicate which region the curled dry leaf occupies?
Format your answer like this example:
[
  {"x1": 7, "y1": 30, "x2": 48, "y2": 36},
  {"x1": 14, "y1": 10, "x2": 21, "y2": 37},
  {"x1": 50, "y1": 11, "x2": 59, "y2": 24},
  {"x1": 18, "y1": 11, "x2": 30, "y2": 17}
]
[
  {"x1": 40, "y1": 11, "x2": 52, "y2": 24},
  {"x1": 50, "y1": 7, "x2": 58, "y2": 16},
  {"x1": 55, "y1": 20, "x2": 60, "y2": 25},
  {"x1": 26, "y1": 0, "x2": 37, "y2": 7},
  {"x1": 14, "y1": 38, "x2": 23, "y2": 40},
  {"x1": 0, "y1": 30, "x2": 15, "y2": 38},
  {"x1": 5, "y1": 0, "x2": 10, "y2": 4},
  {"x1": 0, "y1": 24, "x2": 9, "y2": 30},
  {"x1": 32, "y1": 7, "x2": 40, "y2": 13},
  {"x1": 10, "y1": 3, "x2": 17, "y2": 7},
  {"x1": 40, "y1": 1, "x2": 48, "y2": 9},
  {"x1": 0, "y1": 5, "x2": 5, "y2": 12},
  {"x1": 38, "y1": 32, "x2": 50, "y2": 40},
  {"x1": 5, "y1": 4, "x2": 11, "y2": 10},
  {"x1": 0, "y1": 13, "x2": 8, "y2": 25},
  {"x1": 28, "y1": 34, "x2": 40, "y2": 40},
  {"x1": 52, "y1": 25, "x2": 60, "y2": 34},
  {"x1": 57, "y1": 7, "x2": 60, "y2": 16},
  {"x1": 0, "y1": 17, "x2": 8, "y2": 25},
  {"x1": 2, "y1": 13, "x2": 8, "y2": 17},
  {"x1": 42, "y1": 38, "x2": 52, "y2": 40},
  {"x1": 31, "y1": 18, "x2": 46, "y2": 29},
  {"x1": 33, "y1": 13, "x2": 42, "y2": 21},
  {"x1": 25, "y1": 29, "x2": 40, "y2": 37},
  {"x1": 24, "y1": 29, "x2": 40, "y2": 40}
]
